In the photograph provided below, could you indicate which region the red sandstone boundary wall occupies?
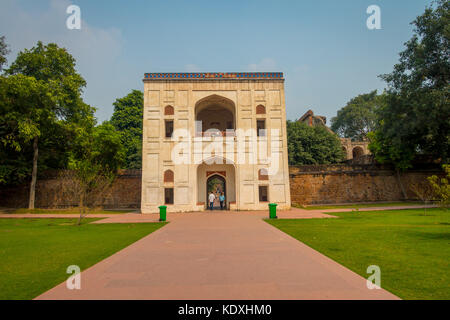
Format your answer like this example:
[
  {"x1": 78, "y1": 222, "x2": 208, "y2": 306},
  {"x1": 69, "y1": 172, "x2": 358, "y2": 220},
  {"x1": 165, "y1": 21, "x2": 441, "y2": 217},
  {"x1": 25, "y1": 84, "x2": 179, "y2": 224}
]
[
  {"x1": 289, "y1": 164, "x2": 442, "y2": 205},
  {"x1": 0, "y1": 165, "x2": 442, "y2": 208},
  {"x1": 0, "y1": 170, "x2": 142, "y2": 209}
]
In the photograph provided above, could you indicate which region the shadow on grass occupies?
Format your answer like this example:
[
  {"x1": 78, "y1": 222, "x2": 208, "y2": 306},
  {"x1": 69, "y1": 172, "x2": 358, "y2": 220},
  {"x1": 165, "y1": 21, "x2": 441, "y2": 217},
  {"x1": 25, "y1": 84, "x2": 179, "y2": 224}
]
[{"x1": 405, "y1": 230, "x2": 450, "y2": 240}]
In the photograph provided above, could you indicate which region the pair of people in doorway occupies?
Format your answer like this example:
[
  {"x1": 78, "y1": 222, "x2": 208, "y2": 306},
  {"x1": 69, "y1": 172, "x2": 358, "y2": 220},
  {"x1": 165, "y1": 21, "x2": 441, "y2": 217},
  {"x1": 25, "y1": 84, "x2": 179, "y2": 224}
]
[{"x1": 208, "y1": 192, "x2": 226, "y2": 210}]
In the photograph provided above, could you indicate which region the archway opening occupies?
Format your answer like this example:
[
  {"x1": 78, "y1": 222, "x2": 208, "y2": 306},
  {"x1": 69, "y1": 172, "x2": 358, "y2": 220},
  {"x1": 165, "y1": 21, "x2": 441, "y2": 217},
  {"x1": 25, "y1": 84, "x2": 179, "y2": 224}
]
[
  {"x1": 195, "y1": 95, "x2": 236, "y2": 136},
  {"x1": 197, "y1": 159, "x2": 236, "y2": 211},
  {"x1": 352, "y1": 146, "x2": 364, "y2": 159},
  {"x1": 206, "y1": 175, "x2": 226, "y2": 210}
]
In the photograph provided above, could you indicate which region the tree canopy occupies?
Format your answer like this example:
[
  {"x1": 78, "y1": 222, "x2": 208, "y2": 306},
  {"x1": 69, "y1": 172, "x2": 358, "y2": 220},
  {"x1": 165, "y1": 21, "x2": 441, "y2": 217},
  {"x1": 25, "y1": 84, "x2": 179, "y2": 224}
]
[
  {"x1": 369, "y1": 0, "x2": 450, "y2": 169},
  {"x1": 6, "y1": 41, "x2": 94, "y2": 126},
  {"x1": 110, "y1": 90, "x2": 143, "y2": 169},
  {"x1": 0, "y1": 42, "x2": 95, "y2": 181},
  {"x1": 0, "y1": 75, "x2": 59, "y2": 185},
  {"x1": 0, "y1": 35, "x2": 9, "y2": 72},
  {"x1": 69, "y1": 122, "x2": 125, "y2": 178},
  {"x1": 287, "y1": 120, "x2": 345, "y2": 165},
  {"x1": 0, "y1": 41, "x2": 96, "y2": 207},
  {"x1": 67, "y1": 122, "x2": 125, "y2": 223},
  {"x1": 331, "y1": 90, "x2": 382, "y2": 141}
]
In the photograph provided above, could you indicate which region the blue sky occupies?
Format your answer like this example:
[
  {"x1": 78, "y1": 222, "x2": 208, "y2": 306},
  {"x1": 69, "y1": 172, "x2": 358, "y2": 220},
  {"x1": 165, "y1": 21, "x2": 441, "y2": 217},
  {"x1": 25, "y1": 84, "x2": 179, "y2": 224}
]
[{"x1": 0, "y1": 0, "x2": 432, "y2": 123}]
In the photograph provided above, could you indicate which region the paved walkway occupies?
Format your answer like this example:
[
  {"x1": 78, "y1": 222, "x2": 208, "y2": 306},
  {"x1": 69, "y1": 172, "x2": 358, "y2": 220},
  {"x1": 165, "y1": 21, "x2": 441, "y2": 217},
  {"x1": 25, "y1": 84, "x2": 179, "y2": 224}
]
[
  {"x1": 0, "y1": 204, "x2": 434, "y2": 223},
  {"x1": 0, "y1": 213, "x2": 119, "y2": 219},
  {"x1": 36, "y1": 211, "x2": 399, "y2": 300},
  {"x1": 0, "y1": 208, "x2": 336, "y2": 222}
]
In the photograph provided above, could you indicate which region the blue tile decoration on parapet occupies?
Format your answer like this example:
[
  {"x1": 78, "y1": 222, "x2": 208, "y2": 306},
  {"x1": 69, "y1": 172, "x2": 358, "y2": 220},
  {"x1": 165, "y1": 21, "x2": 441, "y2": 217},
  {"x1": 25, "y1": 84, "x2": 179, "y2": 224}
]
[{"x1": 143, "y1": 72, "x2": 284, "y2": 80}]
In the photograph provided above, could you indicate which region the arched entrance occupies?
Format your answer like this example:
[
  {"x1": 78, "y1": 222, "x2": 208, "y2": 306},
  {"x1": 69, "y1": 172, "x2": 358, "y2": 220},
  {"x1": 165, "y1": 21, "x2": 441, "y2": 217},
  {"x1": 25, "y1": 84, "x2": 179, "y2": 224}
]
[
  {"x1": 206, "y1": 175, "x2": 226, "y2": 210},
  {"x1": 352, "y1": 146, "x2": 364, "y2": 159},
  {"x1": 195, "y1": 94, "x2": 236, "y2": 136},
  {"x1": 197, "y1": 158, "x2": 236, "y2": 211}
]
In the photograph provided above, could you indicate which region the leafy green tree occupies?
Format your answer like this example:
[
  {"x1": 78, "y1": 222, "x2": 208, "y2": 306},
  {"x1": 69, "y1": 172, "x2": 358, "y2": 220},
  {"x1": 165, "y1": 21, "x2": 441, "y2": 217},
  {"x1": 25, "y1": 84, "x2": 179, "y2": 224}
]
[
  {"x1": 110, "y1": 90, "x2": 143, "y2": 169},
  {"x1": 1, "y1": 41, "x2": 95, "y2": 208},
  {"x1": 287, "y1": 121, "x2": 345, "y2": 165},
  {"x1": 67, "y1": 122, "x2": 125, "y2": 224},
  {"x1": 428, "y1": 164, "x2": 450, "y2": 209},
  {"x1": 0, "y1": 75, "x2": 58, "y2": 187},
  {"x1": 370, "y1": 0, "x2": 450, "y2": 169},
  {"x1": 331, "y1": 90, "x2": 382, "y2": 141},
  {"x1": 0, "y1": 35, "x2": 10, "y2": 72}
]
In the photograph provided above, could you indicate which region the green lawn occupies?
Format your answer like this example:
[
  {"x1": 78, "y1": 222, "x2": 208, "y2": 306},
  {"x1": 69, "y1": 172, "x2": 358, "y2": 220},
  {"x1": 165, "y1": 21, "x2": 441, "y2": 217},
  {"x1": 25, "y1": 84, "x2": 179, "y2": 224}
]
[
  {"x1": 0, "y1": 218, "x2": 166, "y2": 299},
  {"x1": 295, "y1": 201, "x2": 428, "y2": 210},
  {"x1": 266, "y1": 208, "x2": 449, "y2": 300}
]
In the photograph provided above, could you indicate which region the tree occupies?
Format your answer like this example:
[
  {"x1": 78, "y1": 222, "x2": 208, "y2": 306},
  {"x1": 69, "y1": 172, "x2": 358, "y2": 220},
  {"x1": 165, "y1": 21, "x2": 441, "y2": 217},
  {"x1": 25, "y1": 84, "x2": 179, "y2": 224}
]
[
  {"x1": 0, "y1": 75, "x2": 62, "y2": 207},
  {"x1": 0, "y1": 35, "x2": 10, "y2": 72},
  {"x1": 331, "y1": 90, "x2": 382, "y2": 141},
  {"x1": 287, "y1": 121, "x2": 345, "y2": 165},
  {"x1": 67, "y1": 122, "x2": 125, "y2": 224},
  {"x1": 110, "y1": 90, "x2": 143, "y2": 169},
  {"x1": 409, "y1": 179, "x2": 435, "y2": 214},
  {"x1": 370, "y1": 0, "x2": 450, "y2": 170},
  {"x1": 428, "y1": 164, "x2": 450, "y2": 209},
  {"x1": 3, "y1": 41, "x2": 95, "y2": 208}
]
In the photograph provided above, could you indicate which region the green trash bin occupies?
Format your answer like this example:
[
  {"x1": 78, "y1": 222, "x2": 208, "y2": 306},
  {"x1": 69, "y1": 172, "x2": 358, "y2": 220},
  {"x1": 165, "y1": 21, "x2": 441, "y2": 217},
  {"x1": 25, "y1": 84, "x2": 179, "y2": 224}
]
[
  {"x1": 269, "y1": 203, "x2": 278, "y2": 219},
  {"x1": 158, "y1": 205, "x2": 167, "y2": 222}
]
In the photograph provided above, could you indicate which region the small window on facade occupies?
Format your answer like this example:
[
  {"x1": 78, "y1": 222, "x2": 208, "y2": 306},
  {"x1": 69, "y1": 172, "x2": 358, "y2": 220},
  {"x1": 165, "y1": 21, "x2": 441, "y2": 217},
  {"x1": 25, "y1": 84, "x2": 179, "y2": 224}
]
[
  {"x1": 258, "y1": 168, "x2": 269, "y2": 181},
  {"x1": 165, "y1": 188, "x2": 174, "y2": 204},
  {"x1": 164, "y1": 105, "x2": 174, "y2": 115},
  {"x1": 259, "y1": 186, "x2": 268, "y2": 202},
  {"x1": 165, "y1": 120, "x2": 174, "y2": 138},
  {"x1": 164, "y1": 170, "x2": 174, "y2": 183},
  {"x1": 256, "y1": 105, "x2": 266, "y2": 114},
  {"x1": 257, "y1": 120, "x2": 266, "y2": 137}
]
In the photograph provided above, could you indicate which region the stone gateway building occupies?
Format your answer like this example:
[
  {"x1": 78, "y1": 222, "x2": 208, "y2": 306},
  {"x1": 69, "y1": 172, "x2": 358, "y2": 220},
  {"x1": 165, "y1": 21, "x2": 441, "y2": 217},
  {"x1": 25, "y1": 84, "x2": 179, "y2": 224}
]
[{"x1": 141, "y1": 72, "x2": 291, "y2": 213}]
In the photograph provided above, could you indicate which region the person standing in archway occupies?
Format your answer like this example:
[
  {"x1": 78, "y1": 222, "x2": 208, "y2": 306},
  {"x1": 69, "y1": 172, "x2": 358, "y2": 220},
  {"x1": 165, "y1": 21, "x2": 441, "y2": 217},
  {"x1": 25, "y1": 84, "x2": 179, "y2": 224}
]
[
  {"x1": 208, "y1": 192, "x2": 216, "y2": 211},
  {"x1": 219, "y1": 192, "x2": 225, "y2": 210}
]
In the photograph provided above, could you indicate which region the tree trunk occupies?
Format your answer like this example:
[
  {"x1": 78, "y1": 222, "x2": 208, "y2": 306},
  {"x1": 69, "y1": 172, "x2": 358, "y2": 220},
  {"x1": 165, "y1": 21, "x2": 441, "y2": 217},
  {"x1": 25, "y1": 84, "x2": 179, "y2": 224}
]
[
  {"x1": 77, "y1": 192, "x2": 84, "y2": 225},
  {"x1": 28, "y1": 136, "x2": 39, "y2": 209},
  {"x1": 396, "y1": 168, "x2": 407, "y2": 200}
]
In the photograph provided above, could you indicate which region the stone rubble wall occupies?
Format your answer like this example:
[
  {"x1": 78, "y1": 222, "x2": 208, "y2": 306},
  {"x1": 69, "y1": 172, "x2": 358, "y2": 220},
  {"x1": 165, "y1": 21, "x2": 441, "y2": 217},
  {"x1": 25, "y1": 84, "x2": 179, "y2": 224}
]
[
  {"x1": 0, "y1": 165, "x2": 442, "y2": 208},
  {"x1": 0, "y1": 170, "x2": 142, "y2": 209},
  {"x1": 289, "y1": 164, "x2": 442, "y2": 205}
]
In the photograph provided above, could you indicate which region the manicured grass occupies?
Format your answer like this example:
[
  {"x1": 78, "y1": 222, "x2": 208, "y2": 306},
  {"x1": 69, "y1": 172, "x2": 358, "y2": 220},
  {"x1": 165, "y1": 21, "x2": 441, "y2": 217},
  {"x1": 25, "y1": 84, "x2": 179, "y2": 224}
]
[
  {"x1": 0, "y1": 218, "x2": 166, "y2": 299},
  {"x1": 295, "y1": 201, "x2": 428, "y2": 210},
  {"x1": 266, "y1": 208, "x2": 449, "y2": 300},
  {"x1": 5, "y1": 208, "x2": 135, "y2": 214}
]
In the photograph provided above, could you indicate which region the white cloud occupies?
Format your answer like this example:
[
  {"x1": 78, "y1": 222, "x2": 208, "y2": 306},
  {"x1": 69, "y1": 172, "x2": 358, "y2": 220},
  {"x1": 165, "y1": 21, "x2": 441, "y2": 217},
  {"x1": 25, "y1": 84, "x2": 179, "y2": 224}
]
[
  {"x1": 0, "y1": 0, "x2": 124, "y2": 121},
  {"x1": 246, "y1": 58, "x2": 277, "y2": 72},
  {"x1": 184, "y1": 64, "x2": 201, "y2": 72}
]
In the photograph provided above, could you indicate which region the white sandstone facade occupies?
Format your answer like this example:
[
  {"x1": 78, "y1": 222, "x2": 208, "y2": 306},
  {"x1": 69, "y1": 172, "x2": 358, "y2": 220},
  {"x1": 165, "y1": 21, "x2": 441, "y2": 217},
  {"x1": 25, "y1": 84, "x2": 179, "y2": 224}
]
[{"x1": 141, "y1": 72, "x2": 291, "y2": 213}]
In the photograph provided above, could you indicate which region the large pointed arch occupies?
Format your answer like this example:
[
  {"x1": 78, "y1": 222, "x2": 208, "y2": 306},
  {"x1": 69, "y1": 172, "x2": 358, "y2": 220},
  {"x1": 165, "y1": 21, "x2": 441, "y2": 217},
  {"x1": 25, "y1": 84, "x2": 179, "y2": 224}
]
[
  {"x1": 195, "y1": 95, "x2": 236, "y2": 134},
  {"x1": 196, "y1": 156, "x2": 236, "y2": 211}
]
